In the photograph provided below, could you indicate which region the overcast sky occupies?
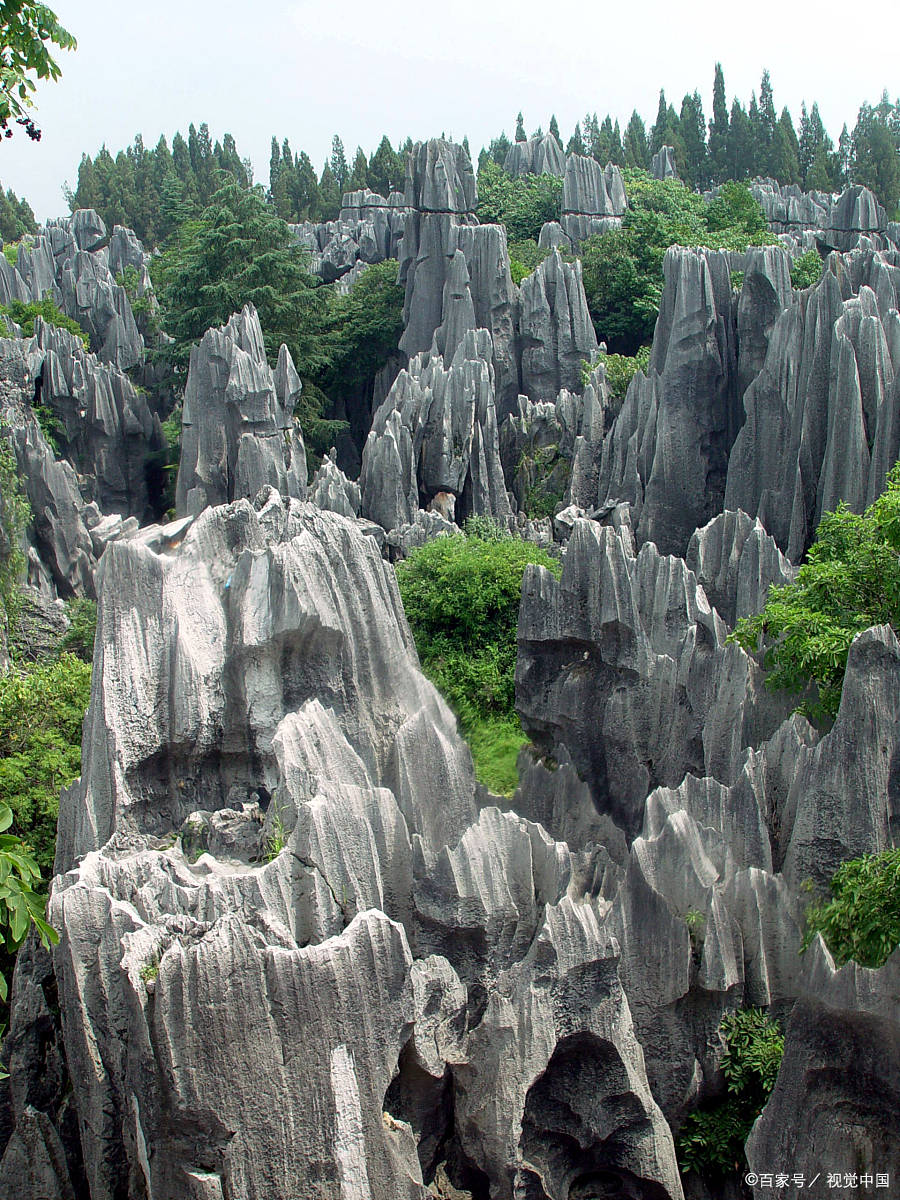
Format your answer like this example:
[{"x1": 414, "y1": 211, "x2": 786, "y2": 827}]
[{"x1": 2, "y1": 0, "x2": 898, "y2": 222}]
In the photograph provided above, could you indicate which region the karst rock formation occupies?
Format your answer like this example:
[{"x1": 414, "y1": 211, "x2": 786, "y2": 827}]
[{"x1": 1, "y1": 137, "x2": 899, "y2": 1200}]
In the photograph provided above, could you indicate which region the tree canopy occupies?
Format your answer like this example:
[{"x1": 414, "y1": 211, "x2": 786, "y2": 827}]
[
  {"x1": 0, "y1": 1, "x2": 75, "y2": 140},
  {"x1": 732, "y1": 463, "x2": 900, "y2": 721}
]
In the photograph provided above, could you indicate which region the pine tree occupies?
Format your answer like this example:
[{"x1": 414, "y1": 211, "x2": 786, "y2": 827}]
[
  {"x1": 624, "y1": 111, "x2": 649, "y2": 170},
  {"x1": 330, "y1": 136, "x2": 348, "y2": 193},
  {"x1": 679, "y1": 91, "x2": 708, "y2": 188},
  {"x1": 772, "y1": 109, "x2": 800, "y2": 185},
  {"x1": 348, "y1": 146, "x2": 368, "y2": 192},
  {"x1": 549, "y1": 114, "x2": 560, "y2": 142},
  {"x1": 709, "y1": 62, "x2": 729, "y2": 184},
  {"x1": 515, "y1": 111, "x2": 526, "y2": 142},
  {"x1": 566, "y1": 122, "x2": 585, "y2": 157},
  {"x1": 650, "y1": 90, "x2": 668, "y2": 155}
]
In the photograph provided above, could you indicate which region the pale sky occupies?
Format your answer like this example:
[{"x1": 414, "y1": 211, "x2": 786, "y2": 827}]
[{"x1": 2, "y1": 0, "x2": 898, "y2": 223}]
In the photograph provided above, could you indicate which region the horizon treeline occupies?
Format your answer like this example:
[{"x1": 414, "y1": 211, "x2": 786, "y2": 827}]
[{"x1": 51, "y1": 63, "x2": 900, "y2": 246}]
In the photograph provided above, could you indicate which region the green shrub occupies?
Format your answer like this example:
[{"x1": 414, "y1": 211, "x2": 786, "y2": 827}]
[
  {"x1": 2, "y1": 243, "x2": 19, "y2": 267},
  {"x1": 0, "y1": 654, "x2": 91, "y2": 878},
  {"x1": 0, "y1": 443, "x2": 29, "y2": 638},
  {"x1": 57, "y1": 597, "x2": 97, "y2": 663},
  {"x1": 581, "y1": 171, "x2": 774, "y2": 355},
  {"x1": 677, "y1": 1008, "x2": 784, "y2": 1180},
  {"x1": 507, "y1": 238, "x2": 551, "y2": 285},
  {"x1": 0, "y1": 800, "x2": 57, "y2": 1005},
  {"x1": 591, "y1": 346, "x2": 652, "y2": 400},
  {"x1": 802, "y1": 849, "x2": 900, "y2": 967},
  {"x1": 790, "y1": 249, "x2": 824, "y2": 290},
  {"x1": 476, "y1": 161, "x2": 564, "y2": 242},
  {"x1": 396, "y1": 524, "x2": 561, "y2": 794},
  {"x1": 0, "y1": 294, "x2": 90, "y2": 350},
  {"x1": 731, "y1": 462, "x2": 900, "y2": 721}
]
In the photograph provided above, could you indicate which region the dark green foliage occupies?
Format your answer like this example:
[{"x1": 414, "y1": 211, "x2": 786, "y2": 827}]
[
  {"x1": 69, "y1": 126, "x2": 252, "y2": 246},
  {"x1": 506, "y1": 238, "x2": 551, "y2": 284},
  {"x1": 0, "y1": 443, "x2": 28, "y2": 637},
  {"x1": 151, "y1": 178, "x2": 330, "y2": 378},
  {"x1": 802, "y1": 850, "x2": 900, "y2": 967},
  {"x1": 396, "y1": 525, "x2": 561, "y2": 793},
  {"x1": 57, "y1": 598, "x2": 97, "y2": 663},
  {"x1": 853, "y1": 104, "x2": 900, "y2": 215},
  {"x1": 581, "y1": 172, "x2": 773, "y2": 354},
  {"x1": 731, "y1": 464, "x2": 900, "y2": 721},
  {"x1": 0, "y1": 185, "x2": 37, "y2": 243},
  {"x1": 0, "y1": 294, "x2": 90, "y2": 349},
  {"x1": 677, "y1": 1009, "x2": 784, "y2": 1180},
  {"x1": 592, "y1": 346, "x2": 651, "y2": 400},
  {"x1": 0, "y1": 801, "x2": 57, "y2": 1005},
  {"x1": 0, "y1": 1, "x2": 75, "y2": 141},
  {"x1": 475, "y1": 161, "x2": 563, "y2": 242},
  {"x1": 314, "y1": 260, "x2": 404, "y2": 457},
  {"x1": 0, "y1": 654, "x2": 91, "y2": 878},
  {"x1": 790, "y1": 249, "x2": 823, "y2": 289}
]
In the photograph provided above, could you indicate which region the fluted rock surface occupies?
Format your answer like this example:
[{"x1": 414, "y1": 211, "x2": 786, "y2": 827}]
[
  {"x1": 288, "y1": 189, "x2": 409, "y2": 283},
  {"x1": 725, "y1": 249, "x2": 900, "y2": 559},
  {"x1": 3, "y1": 488, "x2": 692, "y2": 1200},
  {"x1": 360, "y1": 328, "x2": 512, "y2": 532},
  {"x1": 747, "y1": 938, "x2": 900, "y2": 1200},
  {"x1": 685, "y1": 509, "x2": 794, "y2": 628},
  {"x1": 560, "y1": 155, "x2": 627, "y2": 248},
  {"x1": 518, "y1": 250, "x2": 597, "y2": 404},
  {"x1": 517, "y1": 517, "x2": 786, "y2": 840},
  {"x1": 503, "y1": 132, "x2": 566, "y2": 178},
  {"x1": 0, "y1": 210, "x2": 147, "y2": 371},
  {"x1": 398, "y1": 139, "x2": 520, "y2": 417},
  {"x1": 175, "y1": 305, "x2": 307, "y2": 517},
  {"x1": 651, "y1": 146, "x2": 677, "y2": 179}
]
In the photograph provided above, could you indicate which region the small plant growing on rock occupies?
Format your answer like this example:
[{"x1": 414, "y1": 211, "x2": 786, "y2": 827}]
[
  {"x1": 677, "y1": 1007, "x2": 783, "y2": 1182},
  {"x1": 801, "y1": 849, "x2": 900, "y2": 968}
]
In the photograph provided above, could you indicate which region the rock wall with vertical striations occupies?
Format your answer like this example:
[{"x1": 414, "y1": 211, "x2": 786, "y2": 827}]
[{"x1": 175, "y1": 304, "x2": 307, "y2": 517}]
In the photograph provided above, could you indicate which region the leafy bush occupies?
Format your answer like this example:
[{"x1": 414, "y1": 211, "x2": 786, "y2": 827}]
[
  {"x1": 57, "y1": 597, "x2": 97, "y2": 663},
  {"x1": 731, "y1": 463, "x2": 900, "y2": 721},
  {"x1": 396, "y1": 524, "x2": 561, "y2": 793},
  {"x1": 581, "y1": 171, "x2": 774, "y2": 355},
  {"x1": 476, "y1": 161, "x2": 563, "y2": 242},
  {"x1": 592, "y1": 346, "x2": 651, "y2": 400},
  {"x1": 802, "y1": 849, "x2": 900, "y2": 967},
  {"x1": 507, "y1": 238, "x2": 551, "y2": 285},
  {"x1": 0, "y1": 654, "x2": 91, "y2": 878},
  {"x1": 677, "y1": 1008, "x2": 784, "y2": 1180},
  {"x1": 0, "y1": 800, "x2": 58, "y2": 1004},
  {"x1": 790, "y1": 249, "x2": 824, "y2": 289},
  {"x1": 0, "y1": 295, "x2": 90, "y2": 349},
  {"x1": 0, "y1": 443, "x2": 29, "y2": 636},
  {"x1": 2, "y1": 243, "x2": 19, "y2": 267}
]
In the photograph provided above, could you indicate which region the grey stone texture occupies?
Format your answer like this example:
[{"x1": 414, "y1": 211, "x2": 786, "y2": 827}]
[
  {"x1": 560, "y1": 155, "x2": 627, "y2": 249},
  {"x1": 12, "y1": 490, "x2": 685, "y2": 1200},
  {"x1": 175, "y1": 304, "x2": 307, "y2": 517},
  {"x1": 503, "y1": 132, "x2": 566, "y2": 178},
  {"x1": 360, "y1": 328, "x2": 512, "y2": 532},
  {"x1": 651, "y1": 146, "x2": 678, "y2": 179},
  {"x1": 288, "y1": 188, "x2": 409, "y2": 284}
]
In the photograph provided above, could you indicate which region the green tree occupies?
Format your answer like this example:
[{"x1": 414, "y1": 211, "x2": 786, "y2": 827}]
[
  {"x1": 802, "y1": 850, "x2": 900, "y2": 967},
  {"x1": 515, "y1": 110, "x2": 526, "y2": 142},
  {"x1": 151, "y1": 178, "x2": 331, "y2": 384},
  {"x1": 678, "y1": 1009, "x2": 784, "y2": 1182},
  {"x1": 731, "y1": 464, "x2": 900, "y2": 721},
  {"x1": 0, "y1": 1, "x2": 75, "y2": 140},
  {"x1": 475, "y1": 160, "x2": 563, "y2": 241},
  {"x1": 368, "y1": 135, "x2": 405, "y2": 196},
  {"x1": 708, "y1": 63, "x2": 729, "y2": 184},
  {"x1": 624, "y1": 110, "x2": 650, "y2": 170},
  {"x1": 396, "y1": 525, "x2": 561, "y2": 794},
  {"x1": 854, "y1": 117, "x2": 900, "y2": 214},
  {"x1": 0, "y1": 653, "x2": 91, "y2": 876}
]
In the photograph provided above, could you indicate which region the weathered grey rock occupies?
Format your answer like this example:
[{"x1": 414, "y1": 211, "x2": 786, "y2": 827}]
[
  {"x1": 519, "y1": 250, "x2": 597, "y2": 404},
  {"x1": 176, "y1": 305, "x2": 307, "y2": 517},
  {"x1": 517, "y1": 518, "x2": 786, "y2": 840},
  {"x1": 746, "y1": 938, "x2": 900, "y2": 1200},
  {"x1": 780, "y1": 625, "x2": 900, "y2": 892},
  {"x1": 685, "y1": 510, "x2": 794, "y2": 628},
  {"x1": 287, "y1": 191, "x2": 408, "y2": 284},
  {"x1": 736, "y1": 245, "x2": 794, "y2": 397},
  {"x1": 560, "y1": 155, "x2": 627, "y2": 248},
  {"x1": 725, "y1": 250, "x2": 900, "y2": 559},
  {"x1": 594, "y1": 247, "x2": 741, "y2": 557},
  {"x1": 651, "y1": 145, "x2": 677, "y2": 179},
  {"x1": 503, "y1": 133, "x2": 566, "y2": 179},
  {"x1": 0, "y1": 342, "x2": 96, "y2": 596},
  {"x1": 309, "y1": 448, "x2": 361, "y2": 517},
  {"x1": 360, "y1": 328, "x2": 512, "y2": 532},
  {"x1": 537, "y1": 220, "x2": 571, "y2": 252}
]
